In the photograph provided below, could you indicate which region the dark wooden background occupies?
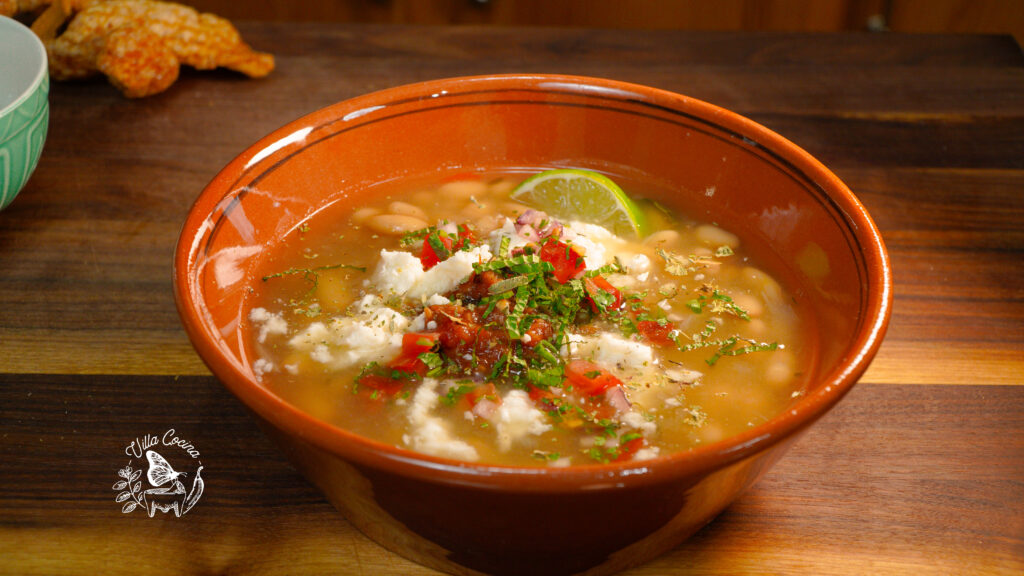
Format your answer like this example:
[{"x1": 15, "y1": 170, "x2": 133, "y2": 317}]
[
  {"x1": 185, "y1": 0, "x2": 1024, "y2": 43},
  {"x1": 1, "y1": 24, "x2": 1022, "y2": 575}
]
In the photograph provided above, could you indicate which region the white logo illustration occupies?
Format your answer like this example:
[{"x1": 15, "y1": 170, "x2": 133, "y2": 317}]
[{"x1": 114, "y1": 429, "x2": 204, "y2": 517}]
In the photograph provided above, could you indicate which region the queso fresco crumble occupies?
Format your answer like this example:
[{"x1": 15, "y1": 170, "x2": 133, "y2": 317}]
[{"x1": 246, "y1": 173, "x2": 811, "y2": 467}]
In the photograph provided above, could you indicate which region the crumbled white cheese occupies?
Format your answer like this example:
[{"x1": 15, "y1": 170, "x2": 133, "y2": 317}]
[
  {"x1": 310, "y1": 342, "x2": 332, "y2": 364},
  {"x1": 288, "y1": 303, "x2": 409, "y2": 370},
  {"x1": 625, "y1": 253, "x2": 651, "y2": 275},
  {"x1": 351, "y1": 293, "x2": 384, "y2": 315},
  {"x1": 370, "y1": 245, "x2": 491, "y2": 301},
  {"x1": 425, "y1": 293, "x2": 451, "y2": 306},
  {"x1": 252, "y1": 358, "x2": 274, "y2": 379},
  {"x1": 621, "y1": 410, "x2": 658, "y2": 436},
  {"x1": 249, "y1": 307, "x2": 288, "y2": 343},
  {"x1": 370, "y1": 250, "x2": 423, "y2": 296},
  {"x1": 408, "y1": 297, "x2": 450, "y2": 332},
  {"x1": 409, "y1": 313, "x2": 426, "y2": 332},
  {"x1": 574, "y1": 333, "x2": 655, "y2": 376},
  {"x1": 403, "y1": 379, "x2": 479, "y2": 461},
  {"x1": 495, "y1": 389, "x2": 551, "y2": 452},
  {"x1": 560, "y1": 332, "x2": 587, "y2": 357},
  {"x1": 633, "y1": 446, "x2": 660, "y2": 461},
  {"x1": 407, "y1": 245, "x2": 491, "y2": 300},
  {"x1": 565, "y1": 221, "x2": 610, "y2": 268}
]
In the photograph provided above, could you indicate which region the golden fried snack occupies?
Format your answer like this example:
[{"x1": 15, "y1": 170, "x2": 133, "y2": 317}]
[
  {"x1": 0, "y1": 0, "x2": 51, "y2": 17},
  {"x1": 41, "y1": 0, "x2": 274, "y2": 98}
]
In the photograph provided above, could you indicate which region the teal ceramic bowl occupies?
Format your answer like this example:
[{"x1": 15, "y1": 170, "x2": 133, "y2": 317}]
[{"x1": 0, "y1": 15, "x2": 49, "y2": 211}]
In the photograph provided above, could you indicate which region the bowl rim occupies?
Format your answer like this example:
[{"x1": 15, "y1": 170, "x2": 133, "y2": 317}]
[
  {"x1": 0, "y1": 15, "x2": 47, "y2": 119},
  {"x1": 175, "y1": 73, "x2": 892, "y2": 491}
]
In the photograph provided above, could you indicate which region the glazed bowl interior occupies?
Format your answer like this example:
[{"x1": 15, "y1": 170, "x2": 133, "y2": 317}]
[
  {"x1": 177, "y1": 75, "x2": 889, "y2": 478},
  {"x1": 0, "y1": 17, "x2": 45, "y2": 110},
  {"x1": 0, "y1": 15, "x2": 49, "y2": 210}
]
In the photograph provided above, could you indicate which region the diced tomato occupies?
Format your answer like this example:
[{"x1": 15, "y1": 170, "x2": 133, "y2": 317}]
[
  {"x1": 615, "y1": 436, "x2": 644, "y2": 461},
  {"x1": 540, "y1": 239, "x2": 586, "y2": 283},
  {"x1": 636, "y1": 320, "x2": 675, "y2": 345},
  {"x1": 356, "y1": 374, "x2": 406, "y2": 396},
  {"x1": 387, "y1": 355, "x2": 426, "y2": 376},
  {"x1": 522, "y1": 317, "x2": 554, "y2": 347},
  {"x1": 584, "y1": 276, "x2": 623, "y2": 311},
  {"x1": 462, "y1": 382, "x2": 500, "y2": 409},
  {"x1": 401, "y1": 332, "x2": 440, "y2": 355},
  {"x1": 456, "y1": 224, "x2": 477, "y2": 245},
  {"x1": 419, "y1": 227, "x2": 477, "y2": 270},
  {"x1": 565, "y1": 360, "x2": 623, "y2": 396},
  {"x1": 356, "y1": 332, "x2": 440, "y2": 399},
  {"x1": 419, "y1": 234, "x2": 454, "y2": 270},
  {"x1": 528, "y1": 385, "x2": 557, "y2": 405},
  {"x1": 387, "y1": 332, "x2": 440, "y2": 377}
]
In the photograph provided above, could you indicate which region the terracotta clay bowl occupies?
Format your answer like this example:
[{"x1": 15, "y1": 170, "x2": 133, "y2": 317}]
[{"x1": 174, "y1": 74, "x2": 891, "y2": 576}]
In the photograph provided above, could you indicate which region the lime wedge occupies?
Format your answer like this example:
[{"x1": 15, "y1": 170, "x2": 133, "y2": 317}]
[{"x1": 510, "y1": 169, "x2": 648, "y2": 238}]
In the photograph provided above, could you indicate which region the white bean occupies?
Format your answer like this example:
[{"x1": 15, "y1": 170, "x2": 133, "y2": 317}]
[
  {"x1": 366, "y1": 214, "x2": 428, "y2": 235},
  {"x1": 489, "y1": 179, "x2": 516, "y2": 196},
  {"x1": 387, "y1": 201, "x2": 428, "y2": 221},
  {"x1": 746, "y1": 318, "x2": 768, "y2": 337},
  {"x1": 460, "y1": 201, "x2": 489, "y2": 219},
  {"x1": 643, "y1": 229, "x2": 680, "y2": 247},
  {"x1": 439, "y1": 180, "x2": 488, "y2": 198},
  {"x1": 696, "y1": 224, "x2": 740, "y2": 248},
  {"x1": 410, "y1": 190, "x2": 435, "y2": 206},
  {"x1": 765, "y1": 352, "x2": 795, "y2": 386},
  {"x1": 731, "y1": 292, "x2": 763, "y2": 318},
  {"x1": 743, "y1": 266, "x2": 783, "y2": 303},
  {"x1": 351, "y1": 207, "x2": 380, "y2": 224}
]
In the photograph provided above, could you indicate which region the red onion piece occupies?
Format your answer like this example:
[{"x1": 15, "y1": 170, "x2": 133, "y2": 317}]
[{"x1": 604, "y1": 386, "x2": 632, "y2": 414}]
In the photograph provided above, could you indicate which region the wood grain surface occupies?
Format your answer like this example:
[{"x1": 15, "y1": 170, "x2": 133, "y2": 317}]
[{"x1": 0, "y1": 25, "x2": 1021, "y2": 575}]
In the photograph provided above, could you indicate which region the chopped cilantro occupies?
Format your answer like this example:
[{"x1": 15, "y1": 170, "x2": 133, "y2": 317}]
[
  {"x1": 488, "y1": 275, "x2": 530, "y2": 295},
  {"x1": 399, "y1": 226, "x2": 433, "y2": 247},
  {"x1": 685, "y1": 287, "x2": 751, "y2": 321},
  {"x1": 426, "y1": 232, "x2": 451, "y2": 260},
  {"x1": 418, "y1": 352, "x2": 444, "y2": 375},
  {"x1": 532, "y1": 450, "x2": 561, "y2": 462},
  {"x1": 441, "y1": 383, "x2": 476, "y2": 406},
  {"x1": 657, "y1": 249, "x2": 714, "y2": 276}
]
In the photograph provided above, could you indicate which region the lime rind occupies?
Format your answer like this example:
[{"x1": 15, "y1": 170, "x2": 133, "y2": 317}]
[{"x1": 510, "y1": 169, "x2": 648, "y2": 238}]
